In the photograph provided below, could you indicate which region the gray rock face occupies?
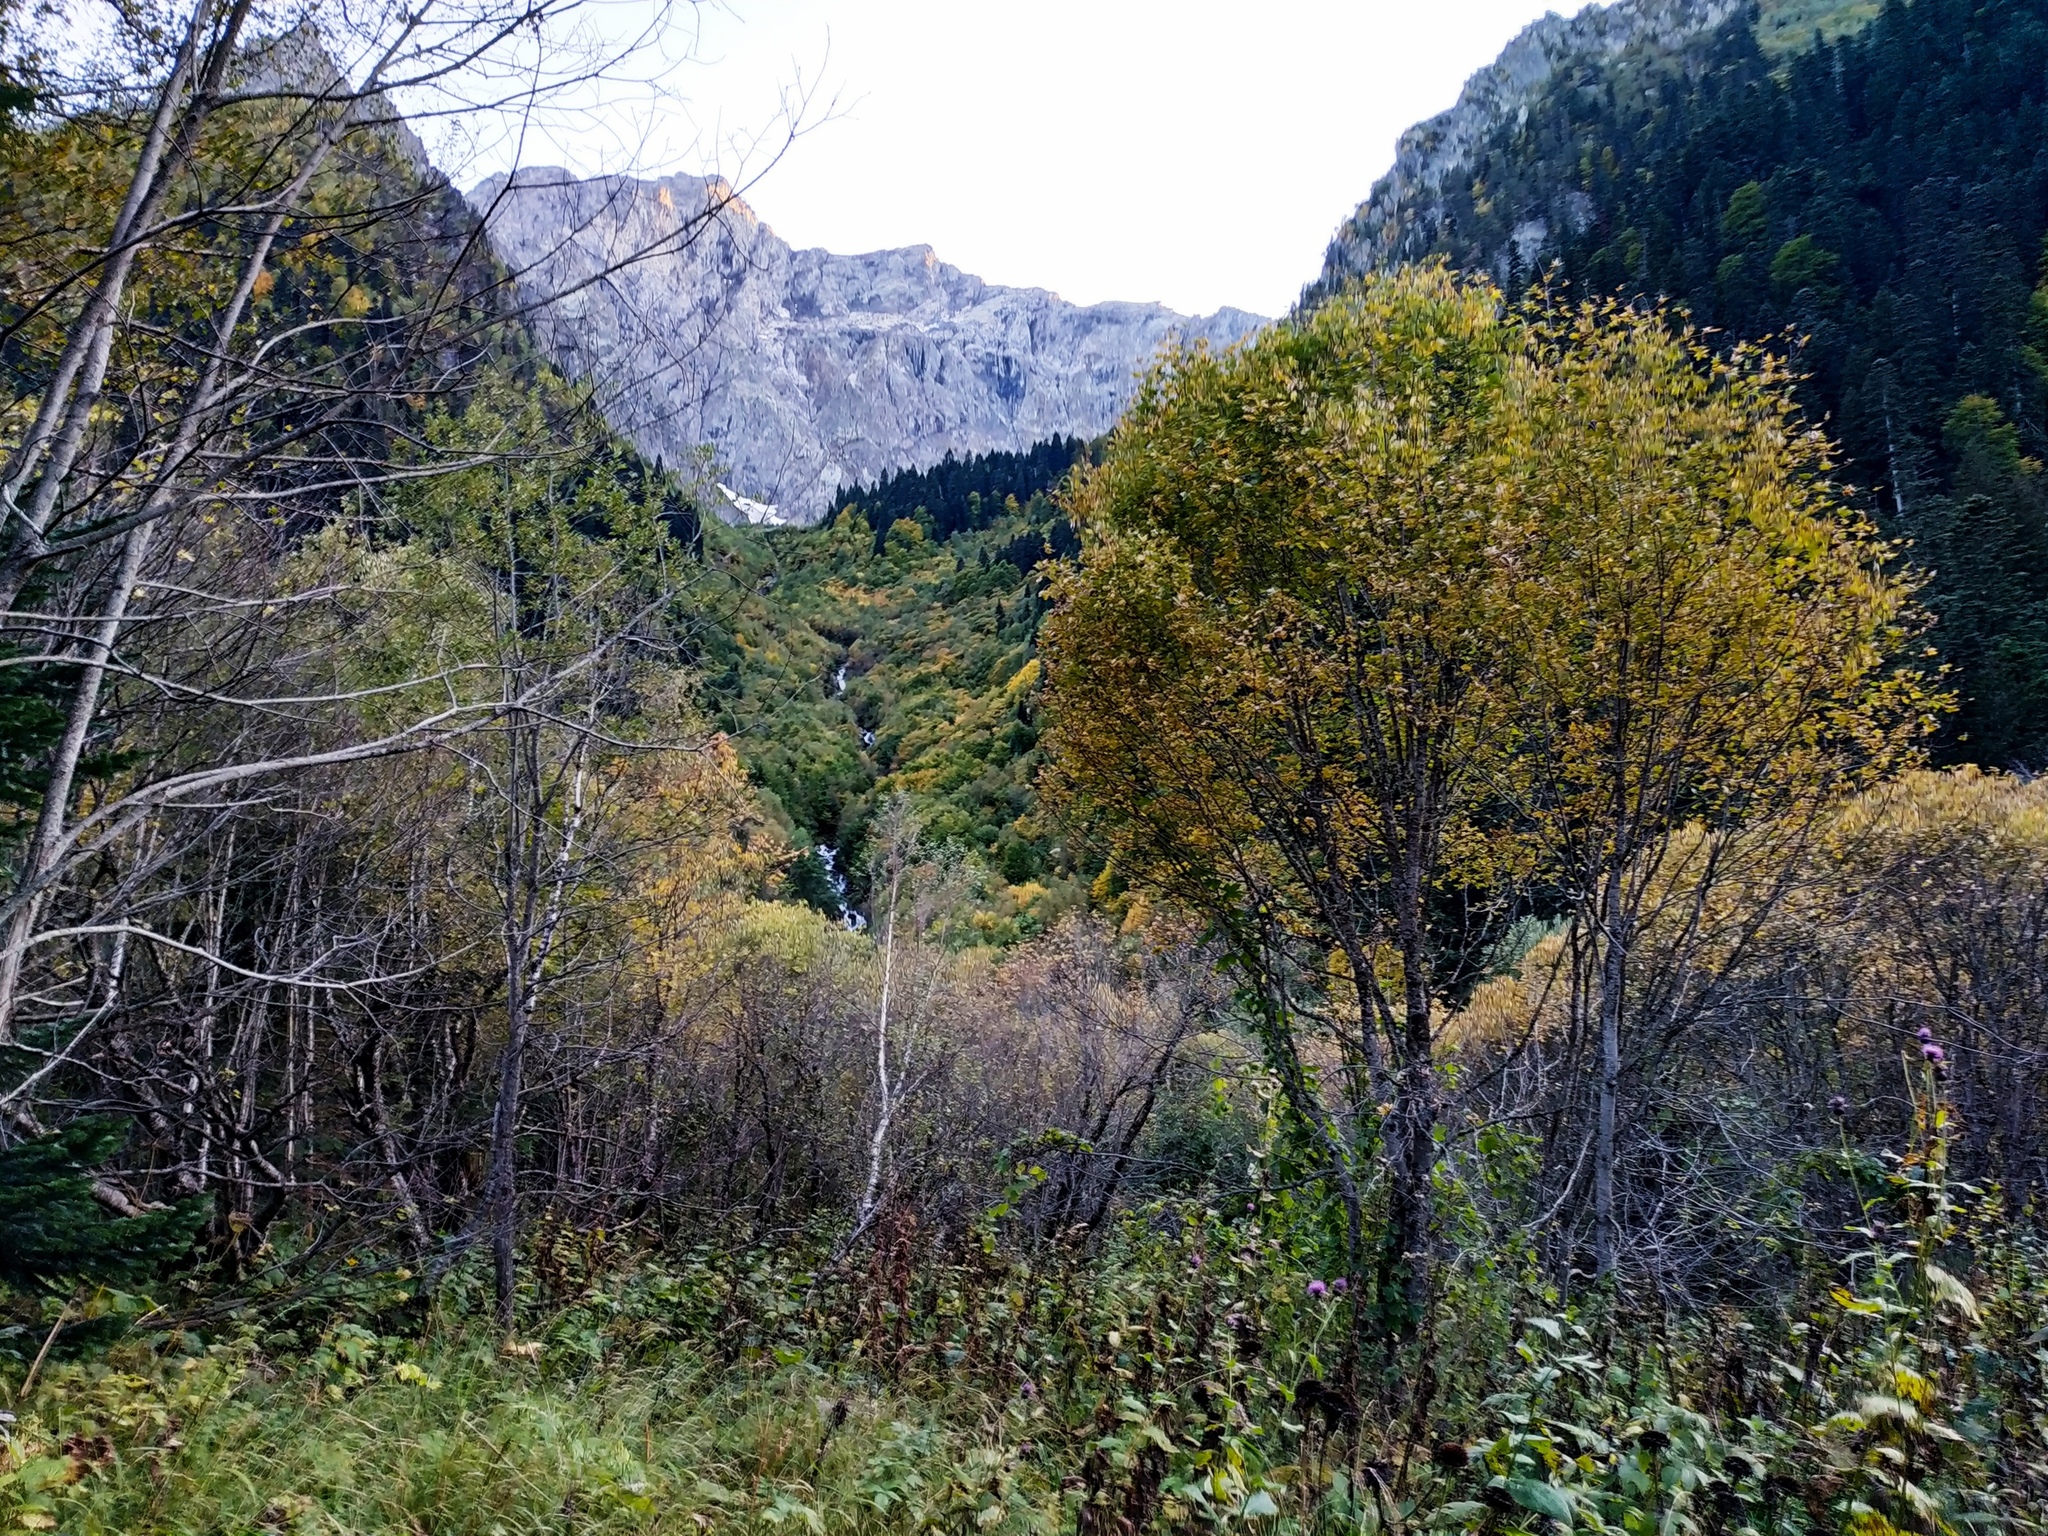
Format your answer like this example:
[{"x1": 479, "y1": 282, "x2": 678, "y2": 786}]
[
  {"x1": 1305, "y1": 0, "x2": 1742, "y2": 302},
  {"x1": 469, "y1": 169, "x2": 1264, "y2": 523}
]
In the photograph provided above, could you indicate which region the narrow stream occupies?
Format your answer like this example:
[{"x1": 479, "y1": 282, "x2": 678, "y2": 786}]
[
  {"x1": 821, "y1": 656, "x2": 869, "y2": 924},
  {"x1": 815, "y1": 843, "x2": 867, "y2": 930},
  {"x1": 830, "y1": 657, "x2": 876, "y2": 749}
]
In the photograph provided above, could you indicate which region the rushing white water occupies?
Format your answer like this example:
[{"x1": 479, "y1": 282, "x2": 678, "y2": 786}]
[
  {"x1": 815, "y1": 844, "x2": 867, "y2": 930},
  {"x1": 832, "y1": 661, "x2": 849, "y2": 696}
]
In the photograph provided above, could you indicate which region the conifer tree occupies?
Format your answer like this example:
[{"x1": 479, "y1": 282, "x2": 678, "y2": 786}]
[{"x1": 0, "y1": 1120, "x2": 206, "y2": 1291}]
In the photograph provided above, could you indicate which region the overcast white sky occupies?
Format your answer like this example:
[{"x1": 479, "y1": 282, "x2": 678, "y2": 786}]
[{"x1": 471, "y1": 1, "x2": 1576, "y2": 318}]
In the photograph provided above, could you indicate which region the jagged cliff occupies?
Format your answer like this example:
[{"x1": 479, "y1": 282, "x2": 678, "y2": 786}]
[
  {"x1": 470, "y1": 169, "x2": 1263, "y2": 524},
  {"x1": 1304, "y1": 0, "x2": 1889, "y2": 304},
  {"x1": 1306, "y1": 0, "x2": 1746, "y2": 304}
]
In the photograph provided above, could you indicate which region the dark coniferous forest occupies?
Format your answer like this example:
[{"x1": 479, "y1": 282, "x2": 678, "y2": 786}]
[
  {"x1": 1385, "y1": 0, "x2": 2048, "y2": 763},
  {"x1": 832, "y1": 435, "x2": 1090, "y2": 545}
]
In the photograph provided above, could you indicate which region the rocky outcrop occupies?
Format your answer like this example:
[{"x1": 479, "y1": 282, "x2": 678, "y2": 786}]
[
  {"x1": 1305, "y1": 0, "x2": 1743, "y2": 304},
  {"x1": 469, "y1": 168, "x2": 1264, "y2": 523}
]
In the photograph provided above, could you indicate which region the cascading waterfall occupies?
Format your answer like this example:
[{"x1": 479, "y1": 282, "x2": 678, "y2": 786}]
[
  {"x1": 830, "y1": 657, "x2": 876, "y2": 749},
  {"x1": 814, "y1": 843, "x2": 867, "y2": 930}
]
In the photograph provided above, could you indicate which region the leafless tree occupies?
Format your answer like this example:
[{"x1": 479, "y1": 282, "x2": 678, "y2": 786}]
[{"x1": 0, "y1": 0, "x2": 815, "y2": 1263}]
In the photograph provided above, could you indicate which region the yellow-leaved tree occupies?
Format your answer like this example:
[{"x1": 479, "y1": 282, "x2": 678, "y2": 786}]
[
  {"x1": 1045, "y1": 268, "x2": 1541, "y2": 1355},
  {"x1": 1505, "y1": 300, "x2": 1938, "y2": 1276},
  {"x1": 1044, "y1": 267, "x2": 1936, "y2": 1370}
]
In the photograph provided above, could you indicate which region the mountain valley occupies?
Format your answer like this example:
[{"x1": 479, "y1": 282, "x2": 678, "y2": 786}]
[
  {"x1": 13, "y1": 3, "x2": 2048, "y2": 1530},
  {"x1": 720, "y1": 0, "x2": 2048, "y2": 865}
]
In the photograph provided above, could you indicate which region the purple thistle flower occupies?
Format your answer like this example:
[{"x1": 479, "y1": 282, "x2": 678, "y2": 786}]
[
  {"x1": 1306, "y1": 1279, "x2": 1328, "y2": 1299},
  {"x1": 1917, "y1": 1027, "x2": 1935, "y2": 1044},
  {"x1": 1923, "y1": 1043, "x2": 1945, "y2": 1063},
  {"x1": 1331, "y1": 1277, "x2": 1349, "y2": 1293},
  {"x1": 1828, "y1": 1095, "x2": 1849, "y2": 1115}
]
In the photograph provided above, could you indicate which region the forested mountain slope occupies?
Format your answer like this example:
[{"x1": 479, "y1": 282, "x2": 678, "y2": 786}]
[
  {"x1": 707, "y1": 442, "x2": 1091, "y2": 929},
  {"x1": 17, "y1": 6, "x2": 2048, "y2": 1530},
  {"x1": 1312, "y1": 0, "x2": 2048, "y2": 764}
]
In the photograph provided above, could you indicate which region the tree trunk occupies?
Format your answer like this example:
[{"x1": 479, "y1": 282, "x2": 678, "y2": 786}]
[
  {"x1": 0, "y1": 521, "x2": 156, "y2": 1041},
  {"x1": 487, "y1": 714, "x2": 539, "y2": 1336},
  {"x1": 1387, "y1": 868, "x2": 1436, "y2": 1340},
  {"x1": 1593, "y1": 858, "x2": 1627, "y2": 1278},
  {"x1": 488, "y1": 945, "x2": 531, "y2": 1334}
]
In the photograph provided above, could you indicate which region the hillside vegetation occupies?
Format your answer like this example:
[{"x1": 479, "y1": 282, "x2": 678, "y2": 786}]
[
  {"x1": 705, "y1": 451, "x2": 1086, "y2": 931},
  {"x1": 1755, "y1": 0, "x2": 1883, "y2": 56},
  {"x1": 1372, "y1": 0, "x2": 2048, "y2": 764},
  {"x1": 6, "y1": 5, "x2": 2048, "y2": 1536}
]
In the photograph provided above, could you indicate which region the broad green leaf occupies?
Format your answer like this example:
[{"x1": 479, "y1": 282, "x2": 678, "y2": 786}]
[
  {"x1": 1509, "y1": 1477, "x2": 1573, "y2": 1523},
  {"x1": 1925, "y1": 1262, "x2": 1980, "y2": 1321}
]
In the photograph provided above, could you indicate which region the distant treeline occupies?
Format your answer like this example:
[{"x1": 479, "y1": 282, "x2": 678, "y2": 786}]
[{"x1": 833, "y1": 436, "x2": 1091, "y2": 543}]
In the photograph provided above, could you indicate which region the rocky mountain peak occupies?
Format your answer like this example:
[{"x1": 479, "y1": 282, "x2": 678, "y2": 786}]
[{"x1": 469, "y1": 167, "x2": 1264, "y2": 524}]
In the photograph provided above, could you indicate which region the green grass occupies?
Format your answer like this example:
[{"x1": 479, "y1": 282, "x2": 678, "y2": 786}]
[
  {"x1": 3, "y1": 1335, "x2": 1039, "y2": 1536},
  {"x1": 9, "y1": 1139, "x2": 2041, "y2": 1535},
  {"x1": 1755, "y1": 0, "x2": 1884, "y2": 57}
]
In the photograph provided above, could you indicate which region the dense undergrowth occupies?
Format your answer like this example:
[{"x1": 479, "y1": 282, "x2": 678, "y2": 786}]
[{"x1": 7, "y1": 1069, "x2": 2044, "y2": 1535}]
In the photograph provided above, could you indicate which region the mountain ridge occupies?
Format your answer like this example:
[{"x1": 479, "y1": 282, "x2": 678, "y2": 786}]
[
  {"x1": 1303, "y1": 0, "x2": 1885, "y2": 307},
  {"x1": 1306, "y1": 0, "x2": 1746, "y2": 305},
  {"x1": 469, "y1": 166, "x2": 1263, "y2": 525}
]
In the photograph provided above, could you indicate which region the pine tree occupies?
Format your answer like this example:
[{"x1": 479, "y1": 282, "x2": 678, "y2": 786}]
[{"x1": 0, "y1": 1119, "x2": 207, "y2": 1291}]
